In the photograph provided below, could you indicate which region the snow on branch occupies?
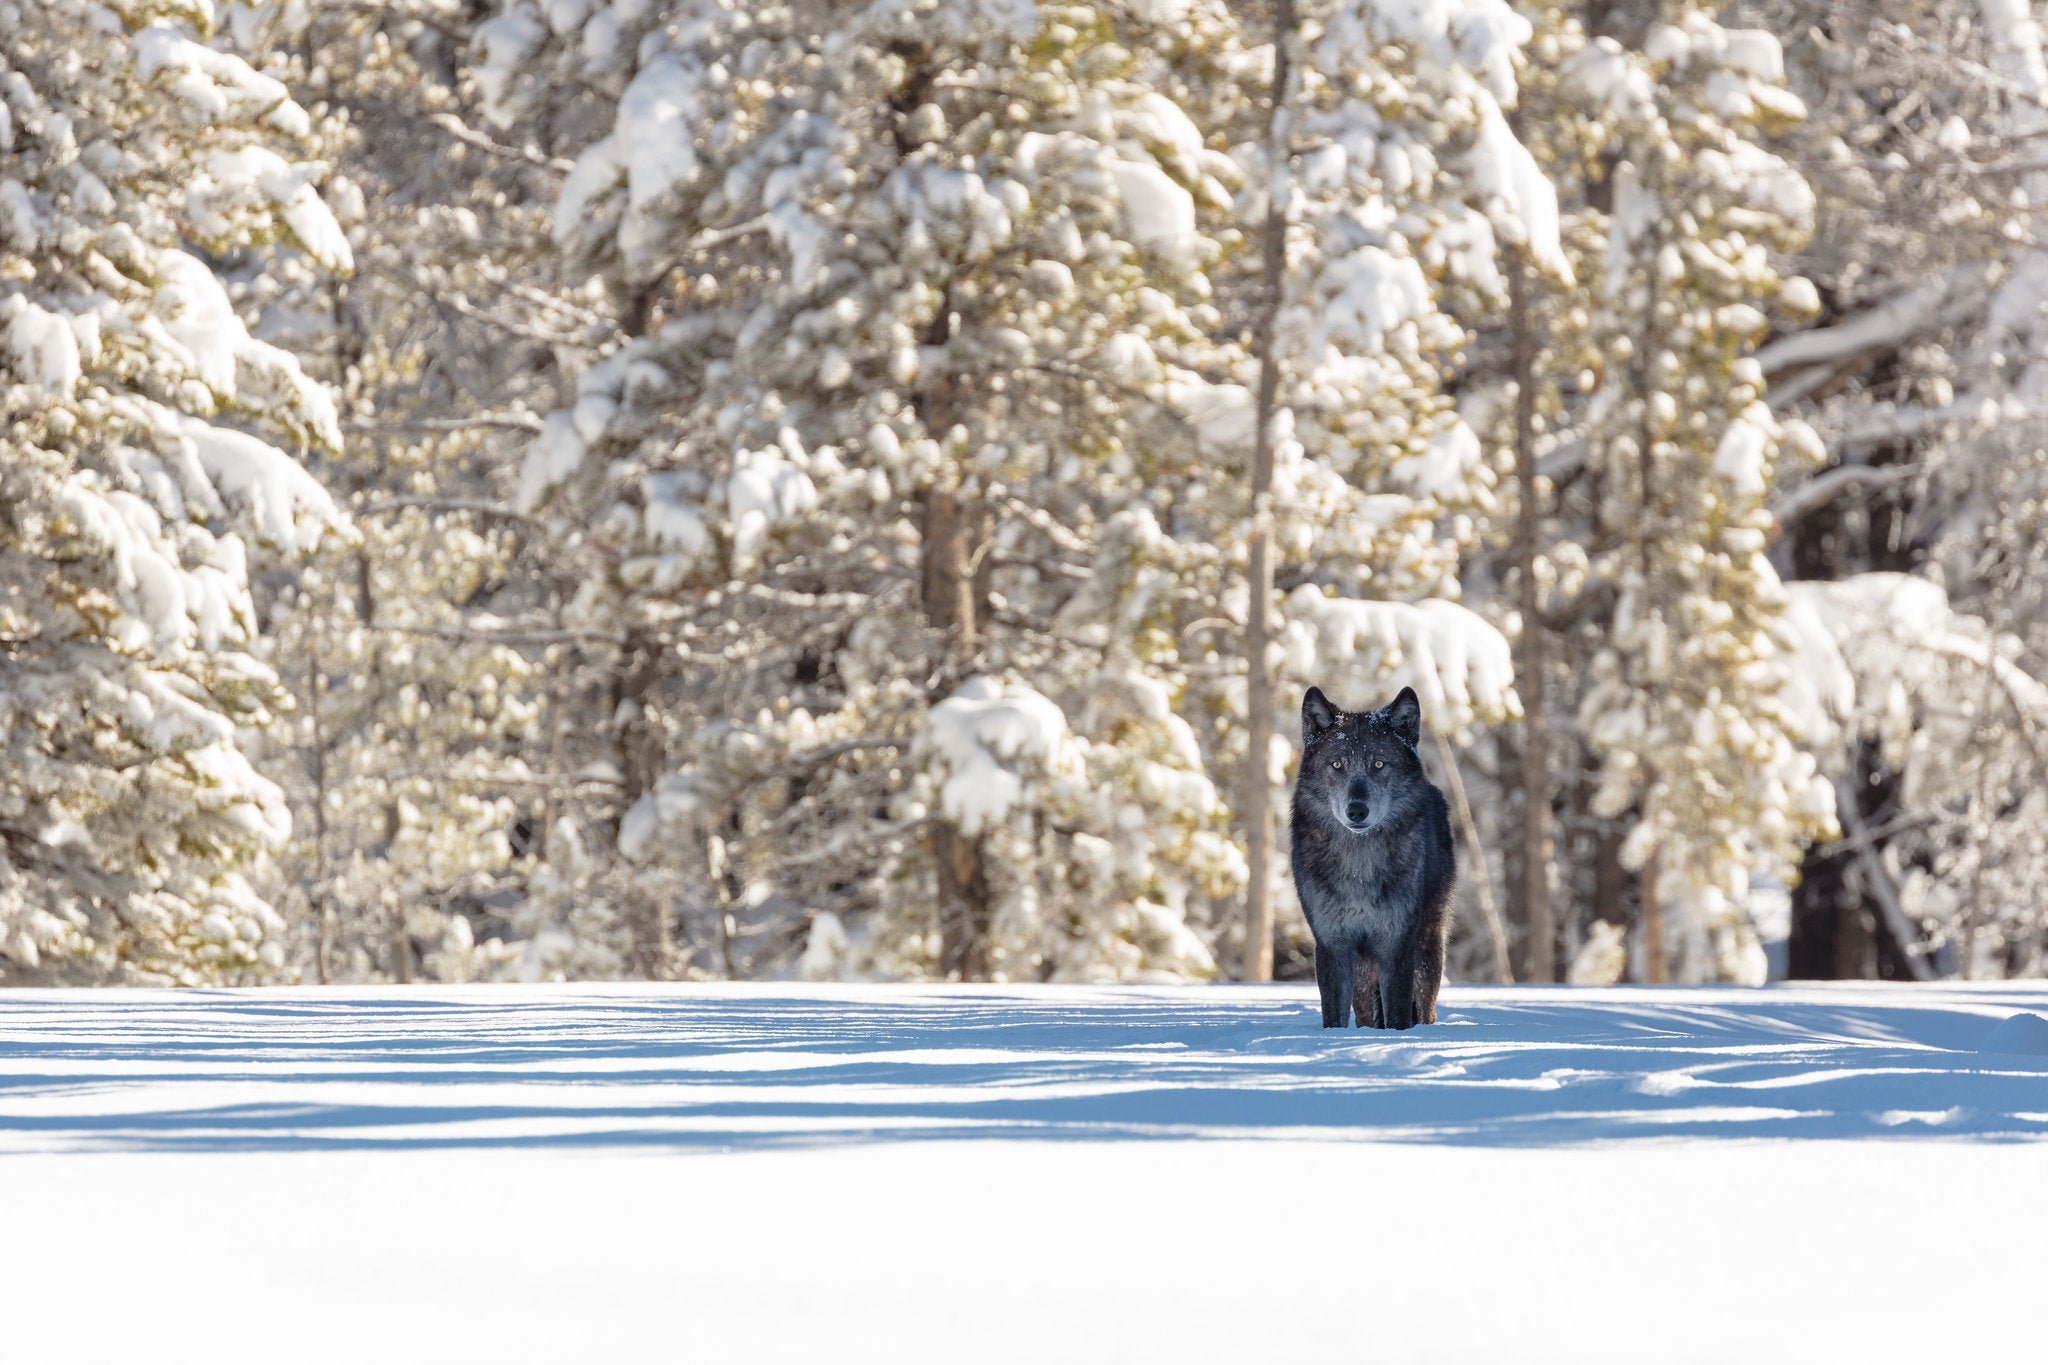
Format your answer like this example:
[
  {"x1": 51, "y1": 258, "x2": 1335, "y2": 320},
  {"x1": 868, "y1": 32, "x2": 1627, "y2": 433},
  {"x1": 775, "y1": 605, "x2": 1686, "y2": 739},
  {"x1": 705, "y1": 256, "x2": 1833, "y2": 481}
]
[
  {"x1": 180, "y1": 419, "x2": 346, "y2": 555},
  {"x1": 1756, "y1": 273, "x2": 1957, "y2": 378},
  {"x1": 1281, "y1": 588, "x2": 1520, "y2": 740},
  {"x1": 1781, "y1": 573, "x2": 2048, "y2": 771},
  {"x1": 915, "y1": 679, "x2": 1087, "y2": 838},
  {"x1": 131, "y1": 22, "x2": 312, "y2": 137}
]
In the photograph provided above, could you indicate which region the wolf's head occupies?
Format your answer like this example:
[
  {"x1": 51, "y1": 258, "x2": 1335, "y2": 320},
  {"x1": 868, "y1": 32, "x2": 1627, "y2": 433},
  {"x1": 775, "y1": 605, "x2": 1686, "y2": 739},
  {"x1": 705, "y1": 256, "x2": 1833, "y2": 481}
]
[{"x1": 1296, "y1": 685, "x2": 1427, "y2": 835}]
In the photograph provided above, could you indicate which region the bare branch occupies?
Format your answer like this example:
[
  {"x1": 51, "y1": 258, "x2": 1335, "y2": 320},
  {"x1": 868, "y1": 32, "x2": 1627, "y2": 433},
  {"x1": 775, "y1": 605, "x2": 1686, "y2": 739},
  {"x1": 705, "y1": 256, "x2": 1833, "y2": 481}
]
[
  {"x1": 1757, "y1": 273, "x2": 1956, "y2": 379},
  {"x1": 787, "y1": 737, "x2": 906, "y2": 769},
  {"x1": 354, "y1": 497, "x2": 539, "y2": 525},
  {"x1": 379, "y1": 769, "x2": 623, "y2": 791},
  {"x1": 436, "y1": 289, "x2": 593, "y2": 348},
  {"x1": 371, "y1": 623, "x2": 624, "y2": 648},
  {"x1": 1832, "y1": 775, "x2": 1938, "y2": 981},
  {"x1": 348, "y1": 413, "x2": 546, "y2": 435},
  {"x1": 687, "y1": 214, "x2": 775, "y2": 254},
  {"x1": 998, "y1": 493, "x2": 1094, "y2": 555},
  {"x1": 429, "y1": 112, "x2": 577, "y2": 174}
]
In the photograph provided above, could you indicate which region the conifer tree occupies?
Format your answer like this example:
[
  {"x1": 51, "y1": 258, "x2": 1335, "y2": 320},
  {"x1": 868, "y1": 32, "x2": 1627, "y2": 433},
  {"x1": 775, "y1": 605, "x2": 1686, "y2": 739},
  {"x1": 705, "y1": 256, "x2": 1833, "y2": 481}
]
[
  {"x1": 242, "y1": 0, "x2": 601, "y2": 983},
  {"x1": 0, "y1": 0, "x2": 347, "y2": 982},
  {"x1": 475, "y1": 0, "x2": 1532, "y2": 980},
  {"x1": 1568, "y1": 10, "x2": 1836, "y2": 981}
]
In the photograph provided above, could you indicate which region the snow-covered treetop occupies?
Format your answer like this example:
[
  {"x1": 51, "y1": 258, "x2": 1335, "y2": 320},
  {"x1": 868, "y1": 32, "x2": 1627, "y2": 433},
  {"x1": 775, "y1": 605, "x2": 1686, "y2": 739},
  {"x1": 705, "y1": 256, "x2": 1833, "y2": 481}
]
[{"x1": 1, "y1": 0, "x2": 351, "y2": 982}]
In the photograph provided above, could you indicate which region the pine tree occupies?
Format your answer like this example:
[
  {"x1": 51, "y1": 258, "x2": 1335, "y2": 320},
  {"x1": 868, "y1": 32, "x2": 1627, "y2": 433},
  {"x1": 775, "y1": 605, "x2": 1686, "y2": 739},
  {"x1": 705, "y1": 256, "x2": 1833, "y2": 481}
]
[
  {"x1": 475, "y1": 0, "x2": 1261, "y2": 979},
  {"x1": 0, "y1": 0, "x2": 347, "y2": 982},
  {"x1": 228, "y1": 0, "x2": 625, "y2": 984},
  {"x1": 1228, "y1": 0, "x2": 1563, "y2": 975},
  {"x1": 1567, "y1": 9, "x2": 1836, "y2": 982}
]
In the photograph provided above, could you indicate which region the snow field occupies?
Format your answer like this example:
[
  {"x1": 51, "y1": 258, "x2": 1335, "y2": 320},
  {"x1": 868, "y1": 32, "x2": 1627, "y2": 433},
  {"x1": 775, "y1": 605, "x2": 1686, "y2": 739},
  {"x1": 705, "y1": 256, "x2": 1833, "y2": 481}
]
[{"x1": 3, "y1": 982, "x2": 2045, "y2": 1362}]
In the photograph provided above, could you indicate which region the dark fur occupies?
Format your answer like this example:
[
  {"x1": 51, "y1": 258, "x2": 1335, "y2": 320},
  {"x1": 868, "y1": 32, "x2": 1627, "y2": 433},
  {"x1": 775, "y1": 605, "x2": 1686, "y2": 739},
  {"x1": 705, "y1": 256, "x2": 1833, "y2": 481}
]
[{"x1": 1290, "y1": 685, "x2": 1456, "y2": 1029}]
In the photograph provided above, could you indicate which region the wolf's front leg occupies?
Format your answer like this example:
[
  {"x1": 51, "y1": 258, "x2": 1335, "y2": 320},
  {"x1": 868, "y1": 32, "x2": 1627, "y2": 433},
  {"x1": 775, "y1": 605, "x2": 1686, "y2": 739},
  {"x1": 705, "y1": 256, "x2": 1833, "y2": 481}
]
[
  {"x1": 1352, "y1": 952, "x2": 1382, "y2": 1028},
  {"x1": 1378, "y1": 945, "x2": 1420, "y2": 1030},
  {"x1": 1313, "y1": 940, "x2": 1354, "y2": 1028}
]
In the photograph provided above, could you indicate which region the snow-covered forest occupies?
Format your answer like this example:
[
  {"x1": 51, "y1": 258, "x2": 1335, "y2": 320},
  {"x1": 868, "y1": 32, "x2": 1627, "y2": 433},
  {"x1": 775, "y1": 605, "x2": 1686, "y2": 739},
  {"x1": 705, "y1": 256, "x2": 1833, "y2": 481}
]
[{"x1": 9, "y1": 0, "x2": 2048, "y2": 990}]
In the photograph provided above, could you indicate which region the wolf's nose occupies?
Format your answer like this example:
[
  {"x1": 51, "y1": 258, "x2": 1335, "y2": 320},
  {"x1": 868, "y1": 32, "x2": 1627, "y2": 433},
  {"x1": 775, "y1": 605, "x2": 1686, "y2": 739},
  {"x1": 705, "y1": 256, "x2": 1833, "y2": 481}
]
[{"x1": 1345, "y1": 800, "x2": 1368, "y2": 825}]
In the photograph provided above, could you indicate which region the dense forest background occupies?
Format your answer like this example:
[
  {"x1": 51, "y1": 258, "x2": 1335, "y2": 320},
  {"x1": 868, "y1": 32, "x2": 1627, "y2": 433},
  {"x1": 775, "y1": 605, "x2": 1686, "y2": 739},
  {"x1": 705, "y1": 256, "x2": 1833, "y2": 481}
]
[{"x1": 7, "y1": 0, "x2": 2048, "y2": 988}]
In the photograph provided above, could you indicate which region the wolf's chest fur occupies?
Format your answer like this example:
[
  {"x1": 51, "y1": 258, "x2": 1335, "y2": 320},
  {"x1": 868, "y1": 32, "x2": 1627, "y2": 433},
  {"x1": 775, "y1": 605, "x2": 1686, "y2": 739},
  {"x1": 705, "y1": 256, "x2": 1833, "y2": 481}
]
[{"x1": 1293, "y1": 819, "x2": 1428, "y2": 950}]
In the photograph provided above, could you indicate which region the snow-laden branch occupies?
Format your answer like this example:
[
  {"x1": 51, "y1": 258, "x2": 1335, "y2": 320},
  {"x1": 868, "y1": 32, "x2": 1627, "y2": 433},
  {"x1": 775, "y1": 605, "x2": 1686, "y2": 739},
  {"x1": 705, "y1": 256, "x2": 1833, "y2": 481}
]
[
  {"x1": 1773, "y1": 462, "x2": 1921, "y2": 523},
  {"x1": 1756, "y1": 273, "x2": 1957, "y2": 378},
  {"x1": 372, "y1": 622, "x2": 622, "y2": 647}
]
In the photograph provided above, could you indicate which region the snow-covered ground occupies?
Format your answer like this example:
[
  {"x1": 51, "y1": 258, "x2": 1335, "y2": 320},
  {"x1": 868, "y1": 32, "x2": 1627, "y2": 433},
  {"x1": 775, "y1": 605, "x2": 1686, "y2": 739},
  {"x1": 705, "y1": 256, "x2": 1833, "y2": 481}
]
[{"x1": 5, "y1": 982, "x2": 2045, "y2": 1362}]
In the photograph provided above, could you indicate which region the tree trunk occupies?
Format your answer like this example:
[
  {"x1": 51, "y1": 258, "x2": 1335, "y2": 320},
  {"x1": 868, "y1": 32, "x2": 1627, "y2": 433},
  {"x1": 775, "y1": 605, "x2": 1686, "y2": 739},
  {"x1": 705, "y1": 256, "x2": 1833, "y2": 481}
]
[
  {"x1": 894, "y1": 50, "x2": 994, "y2": 980},
  {"x1": 708, "y1": 810, "x2": 739, "y2": 979},
  {"x1": 1239, "y1": 0, "x2": 1297, "y2": 984},
  {"x1": 308, "y1": 639, "x2": 333, "y2": 985},
  {"x1": 916, "y1": 336, "x2": 993, "y2": 976},
  {"x1": 1592, "y1": 806, "x2": 1626, "y2": 940},
  {"x1": 612, "y1": 626, "x2": 672, "y2": 975},
  {"x1": 1432, "y1": 732, "x2": 1513, "y2": 983},
  {"x1": 920, "y1": 485, "x2": 979, "y2": 655},
  {"x1": 922, "y1": 488, "x2": 991, "y2": 977},
  {"x1": 1509, "y1": 243, "x2": 1557, "y2": 984},
  {"x1": 934, "y1": 822, "x2": 992, "y2": 980},
  {"x1": 1639, "y1": 841, "x2": 1668, "y2": 984},
  {"x1": 389, "y1": 896, "x2": 415, "y2": 984}
]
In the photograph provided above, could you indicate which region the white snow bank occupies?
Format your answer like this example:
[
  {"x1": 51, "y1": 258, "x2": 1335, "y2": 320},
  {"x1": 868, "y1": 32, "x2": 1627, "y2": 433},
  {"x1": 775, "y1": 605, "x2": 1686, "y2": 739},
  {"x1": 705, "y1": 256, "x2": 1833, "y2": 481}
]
[
  {"x1": 2, "y1": 982, "x2": 2044, "y2": 1153},
  {"x1": 2, "y1": 1134, "x2": 2040, "y2": 1365}
]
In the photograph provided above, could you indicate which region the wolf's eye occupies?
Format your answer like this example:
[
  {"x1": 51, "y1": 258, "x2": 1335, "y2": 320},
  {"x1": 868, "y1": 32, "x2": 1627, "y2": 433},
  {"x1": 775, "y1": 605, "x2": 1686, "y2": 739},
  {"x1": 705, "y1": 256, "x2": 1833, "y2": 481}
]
[
  {"x1": 1330, "y1": 759, "x2": 1343, "y2": 772},
  {"x1": 1373, "y1": 759, "x2": 1384, "y2": 770}
]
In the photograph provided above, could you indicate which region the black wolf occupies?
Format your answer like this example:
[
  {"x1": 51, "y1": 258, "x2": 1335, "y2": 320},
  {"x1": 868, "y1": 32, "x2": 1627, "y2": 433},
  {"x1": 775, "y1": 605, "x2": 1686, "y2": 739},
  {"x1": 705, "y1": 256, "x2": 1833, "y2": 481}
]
[{"x1": 1290, "y1": 685, "x2": 1456, "y2": 1029}]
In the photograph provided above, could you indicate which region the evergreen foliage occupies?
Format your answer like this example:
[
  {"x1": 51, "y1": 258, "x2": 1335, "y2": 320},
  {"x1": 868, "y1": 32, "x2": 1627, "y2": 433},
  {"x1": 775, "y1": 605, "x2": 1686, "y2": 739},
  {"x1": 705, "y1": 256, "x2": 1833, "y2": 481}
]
[{"x1": 9, "y1": 0, "x2": 2048, "y2": 986}]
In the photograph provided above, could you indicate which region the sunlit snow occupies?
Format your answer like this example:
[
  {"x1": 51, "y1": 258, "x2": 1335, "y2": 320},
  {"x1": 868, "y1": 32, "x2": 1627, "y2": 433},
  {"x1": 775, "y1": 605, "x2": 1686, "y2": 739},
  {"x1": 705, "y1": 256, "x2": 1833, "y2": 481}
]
[{"x1": 3, "y1": 982, "x2": 2040, "y2": 1362}]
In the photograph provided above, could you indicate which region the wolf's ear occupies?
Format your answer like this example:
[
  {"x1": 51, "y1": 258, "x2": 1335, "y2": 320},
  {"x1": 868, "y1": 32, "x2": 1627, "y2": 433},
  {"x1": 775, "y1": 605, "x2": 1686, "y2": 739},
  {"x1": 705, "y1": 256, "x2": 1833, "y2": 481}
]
[
  {"x1": 1302, "y1": 686, "x2": 1339, "y2": 740},
  {"x1": 1379, "y1": 686, "x2": 1422, "y2": 748}
]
